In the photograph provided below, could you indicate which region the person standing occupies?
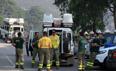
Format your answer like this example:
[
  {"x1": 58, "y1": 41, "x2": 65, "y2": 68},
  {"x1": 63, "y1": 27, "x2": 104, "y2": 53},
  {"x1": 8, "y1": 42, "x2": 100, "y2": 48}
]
[
  {"x1": 49, "y1": 30, "x2": 60, "y2": 69},
  {"x1": 84, "y1": 32, "x2": 91, "y2": 59},
  {"x1": 32, "y1": 32, "x2": 39, "y2": 67},
  {"x1": 77, "y1": 32, "x2": 88, "y2": 71},
  {"x1": 86, "y1": 32, "x2": 100, "y2": 69},
  {"x1": 12, "y1": 32, "x2": 24, "y2": 69},
  {"x1": 38, "y1": 31, "x2": 52, "y2": 71},
  {"x1": 25, "y1": 34, "x2": 29, "y2": 56}
]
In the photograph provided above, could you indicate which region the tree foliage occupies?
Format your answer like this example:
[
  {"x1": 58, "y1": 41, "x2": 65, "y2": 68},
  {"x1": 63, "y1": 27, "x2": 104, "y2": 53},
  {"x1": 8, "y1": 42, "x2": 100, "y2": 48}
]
[
  {"x1": 107, "y1": 0, "x2": 116, "y2": 28},
  {"x1": 54, "y1": 0, "x2": 116, "y2": 31},
  {"x1": 70, "y1": 0, "x2": 107, "y2": 31},
  {"x1": 25, "y1": 6, "x2": 43, "y2": 33},
  {"x1": 25, "y1": 6, "x2": 43, "y2": 24},
  {"x1": 0, "y1": 0, "x2": 43, "y2": 32},
  {"x1": 0, "y1": 16, "x2": 3, "y2": 24},
  {"x1": 0, "y1": 0, "x2": 25, "y2": 18}
]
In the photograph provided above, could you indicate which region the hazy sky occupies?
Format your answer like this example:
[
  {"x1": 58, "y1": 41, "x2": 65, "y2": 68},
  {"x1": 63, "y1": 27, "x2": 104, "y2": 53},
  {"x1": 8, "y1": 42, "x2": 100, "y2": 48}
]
[{"x1": 15, "y1": 0, "x2": 60, "y2": 17}]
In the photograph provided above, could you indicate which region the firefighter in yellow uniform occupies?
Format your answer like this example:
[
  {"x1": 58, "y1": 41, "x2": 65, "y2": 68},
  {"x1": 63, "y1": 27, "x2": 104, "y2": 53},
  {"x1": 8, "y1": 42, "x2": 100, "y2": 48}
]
[
  {"x1": 38, "y1": 31, "x2": 52, "y2": 71},
  {"x1": 49, "y1": 30, "x2": 60, "y2": 69}
]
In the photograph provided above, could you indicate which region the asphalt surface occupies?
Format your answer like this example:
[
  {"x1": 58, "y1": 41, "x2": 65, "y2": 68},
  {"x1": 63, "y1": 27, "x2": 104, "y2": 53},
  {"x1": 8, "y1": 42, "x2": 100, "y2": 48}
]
[
  {"x1": 0, "y1": 41, "x2": 105, "y2": 71},
  {"x1": 0, "y1": 42, "x2": 77, "y2": 71}
]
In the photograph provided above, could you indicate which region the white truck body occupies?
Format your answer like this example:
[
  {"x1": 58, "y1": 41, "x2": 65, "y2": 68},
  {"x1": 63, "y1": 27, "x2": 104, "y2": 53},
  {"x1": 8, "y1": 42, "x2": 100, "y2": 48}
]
[
  {"x1": 42, "y1": 13, "x2": 74, "y2": 66},
  {"x1": 44, "y1": 28, "x2": 74, "y2": 55},
  {"x1": 2, "y1": 18, "x2": 24, "y2": 38}
]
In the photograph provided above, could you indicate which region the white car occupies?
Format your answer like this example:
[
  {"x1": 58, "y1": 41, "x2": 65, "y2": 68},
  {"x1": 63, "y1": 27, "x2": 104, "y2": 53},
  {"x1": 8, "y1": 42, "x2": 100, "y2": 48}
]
[{"x1": 95, "y1": 45, "x2": 116, "y2": 66}]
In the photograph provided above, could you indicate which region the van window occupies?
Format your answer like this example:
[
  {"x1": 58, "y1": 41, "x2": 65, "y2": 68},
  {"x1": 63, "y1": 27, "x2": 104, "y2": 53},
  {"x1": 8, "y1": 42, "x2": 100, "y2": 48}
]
[
  {"x1": 67, "y1": 33, "x2": 71, "y2": 41},
  {"x1": 21, "y1": 28, "x2": 24, "y2": 32},
  {"x1": 9, "y1": 28, "x2": 13, "y2": 31},
  {"x1": 49, "y1": 30, "x2": 62, "y2": 36},
  {"x1": 14, "y1": 27, "x2": 20, "y2": 31}
]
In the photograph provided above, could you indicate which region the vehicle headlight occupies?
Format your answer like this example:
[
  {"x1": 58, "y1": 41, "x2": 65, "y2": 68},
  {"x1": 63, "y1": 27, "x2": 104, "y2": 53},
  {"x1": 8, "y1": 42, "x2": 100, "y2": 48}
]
[{"x1": 99, "y1": 50, "x2": 107, "y2": 54}]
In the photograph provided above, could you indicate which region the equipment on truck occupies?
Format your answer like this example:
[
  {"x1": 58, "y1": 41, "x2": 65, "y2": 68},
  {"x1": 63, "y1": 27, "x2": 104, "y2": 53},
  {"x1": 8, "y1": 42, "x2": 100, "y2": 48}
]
[{"x1": 43, "y1": 13, "x2": 74, "y2": 66}]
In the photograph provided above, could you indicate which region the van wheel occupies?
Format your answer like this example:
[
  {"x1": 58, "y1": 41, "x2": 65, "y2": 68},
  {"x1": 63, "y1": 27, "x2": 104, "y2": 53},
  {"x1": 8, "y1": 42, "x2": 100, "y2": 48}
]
[
  {"x1": 102, "y1": 57, "x2": 108, "y2": 70},
  {"x1": 60, "y1": 56, "x2": 74, "y2": 67}
]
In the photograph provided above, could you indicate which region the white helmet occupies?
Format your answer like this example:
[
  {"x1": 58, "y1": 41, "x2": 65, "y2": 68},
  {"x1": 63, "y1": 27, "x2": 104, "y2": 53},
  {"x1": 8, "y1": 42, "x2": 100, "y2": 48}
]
[
  {"x1": 84, "y1": 31, "x2": 89, "y2": 35},
  {"x1": 90, "y1": 31, "x2": 94, "y2": 34},
  {"x1": 96, "y1": 30, "x2": 102, "y2": 34}
]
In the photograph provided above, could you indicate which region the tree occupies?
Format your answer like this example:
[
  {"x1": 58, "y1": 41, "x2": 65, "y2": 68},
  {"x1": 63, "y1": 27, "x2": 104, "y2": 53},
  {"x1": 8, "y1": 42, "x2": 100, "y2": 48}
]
[
  {"x1": 54, "y1": 0, "x2": 69, "y2": 15},
  {"x1": 0, "y1": 0, "x2": 25, "y2": 18},
  {"x1": 54, "y1": 0, "x2": 107, "y2": 31},
  {"x1": 0, "y1": 16, "x2": 3, "y2": 24},
  {"x1": 107, "y1": 0, "x2": 116, "y2": 29},
  {"x1": 25, "y1": 6, "x2": 43, "y2": 33}
]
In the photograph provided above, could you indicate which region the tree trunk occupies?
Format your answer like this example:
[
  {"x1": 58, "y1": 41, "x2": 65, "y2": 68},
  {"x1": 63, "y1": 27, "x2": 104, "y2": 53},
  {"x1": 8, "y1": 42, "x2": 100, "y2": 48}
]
[{"x1": 114, "y1": 4, "x2": 116, "y2": 29}]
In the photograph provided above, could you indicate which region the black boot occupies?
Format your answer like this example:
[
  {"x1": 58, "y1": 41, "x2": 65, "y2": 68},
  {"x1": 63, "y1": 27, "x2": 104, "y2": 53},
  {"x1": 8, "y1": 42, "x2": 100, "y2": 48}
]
[
  {"x1": 31, "y1": 60, "x2": 35, "y2": 68},
  {"x1": 15, "y1": 65, "x2": 19, "y2": 68},
  {"x1": 56, "y1": 66, "x2": 60, "y2": 70},
  {"x1": 47, "y1": 69, "x2": 51, "y2": 71},
  {"x1": 38, "y1": 68, "x2": 42, "y2": 71},
  {"x1": 32, "y1": 63, "x2": 34, "y2": 68},
  {"x1": 20, "y1": 65, "x2": 24, "y2": 69}
]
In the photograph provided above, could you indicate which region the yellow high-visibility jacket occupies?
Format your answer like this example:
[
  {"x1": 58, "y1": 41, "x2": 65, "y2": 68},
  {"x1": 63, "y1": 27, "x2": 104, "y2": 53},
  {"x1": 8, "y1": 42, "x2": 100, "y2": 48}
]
[
  {"x1": 49, "y1": 34, "x2": 60, "y2": 48},
  {"x1": 38, "y1": 36, "x2": 52, "y2": 48}
]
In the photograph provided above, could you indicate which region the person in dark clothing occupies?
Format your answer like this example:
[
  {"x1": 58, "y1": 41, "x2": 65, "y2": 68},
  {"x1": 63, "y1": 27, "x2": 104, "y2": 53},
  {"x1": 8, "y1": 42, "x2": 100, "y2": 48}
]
[
  {"x1": 29, "y1": 39, "x2": 33, "y2": 56},
  {"x1": 25, "y1": 35, "x2": 30, "y2": 56},
  {"x1": 31, "y1": 32, "x2": 39, "y2": 67},
  {"x1": 90, "y1": 37, "x2": 100, "y2": 53},
  {"x1": 86, "y1": 33, "x2": 99, "y2": 68},
  {"x1": 98, "y1": 33, "x2": 106, "y2": 46},
  {"x1": 87, "y1": 32, "x2": 105, "y2": 69},
  {"x1": 12, "y1": 32, "x2": 24, "y2": 69}
]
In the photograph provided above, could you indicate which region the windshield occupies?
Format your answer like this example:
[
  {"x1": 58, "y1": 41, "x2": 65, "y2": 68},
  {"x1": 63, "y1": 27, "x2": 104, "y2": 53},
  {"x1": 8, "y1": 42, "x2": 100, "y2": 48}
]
[
  {"x1": 49, "y1": 30, "x2": 62, "y2": 36},
  {"x1": 13, "y1": 27, "x2": 20, "y2": 31},
  {"x1": 104, "y1": 34, "x2": 115, "y2": 48}
]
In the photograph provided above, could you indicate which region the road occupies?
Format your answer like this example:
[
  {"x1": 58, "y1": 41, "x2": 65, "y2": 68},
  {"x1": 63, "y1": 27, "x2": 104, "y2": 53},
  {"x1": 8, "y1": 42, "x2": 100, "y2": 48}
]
[
  {"x1": 0, "y1": 42, "x2": 77, "y2": 71},
  {"x1": 0, "y1": 42, "x2": 104, "y2": 71}
]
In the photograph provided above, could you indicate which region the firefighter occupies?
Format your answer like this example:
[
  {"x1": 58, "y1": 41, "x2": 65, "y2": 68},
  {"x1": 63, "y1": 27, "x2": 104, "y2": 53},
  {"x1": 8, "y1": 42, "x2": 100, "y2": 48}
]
[
  {"x1": 38, "y1": 31, "x2": 52, "y2": 71},
  {"x1": 85, "y1": 32, "x2": 90, "y2": 59},
  {"x1": 98, "y1": 31, "x2": 105, "y2": 47},
  {"x1": 86, "y1": 31, "x2": 101, "y2": 69},
  {"x1": 77, "y1": 32, "x2": 88, "y2": 71},
  {"x1": 12, "y1": 32, "x2": 24, "y2": 69},
  {"x1": 31, "y1": 32, "x2": 39, "y2": 67},
  {"x1": 49, "y1": 30, "x2": 60, "y2": 69}
]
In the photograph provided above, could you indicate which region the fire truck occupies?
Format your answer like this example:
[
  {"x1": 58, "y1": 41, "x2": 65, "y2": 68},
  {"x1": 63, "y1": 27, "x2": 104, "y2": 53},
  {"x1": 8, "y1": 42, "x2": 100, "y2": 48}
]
[
  {"x1": 43, "y1": 13, "x2": 75, "y2": 66},
  {"x1": 0, "y1": 18, "x2": 24, "y2": 42}
]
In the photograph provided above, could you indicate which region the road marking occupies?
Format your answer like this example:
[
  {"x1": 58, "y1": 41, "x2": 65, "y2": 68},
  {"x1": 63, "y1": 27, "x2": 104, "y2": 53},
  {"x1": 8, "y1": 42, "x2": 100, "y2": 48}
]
[
  {"x1": 6, "y1": 56, "x2": 15, "y2": 66},
  {"x1": 0, "y1": 43, "x2": 12, "y2": 48},
  {"x1": 0, "y1": 70, "x2": 20, "y2": 71}
]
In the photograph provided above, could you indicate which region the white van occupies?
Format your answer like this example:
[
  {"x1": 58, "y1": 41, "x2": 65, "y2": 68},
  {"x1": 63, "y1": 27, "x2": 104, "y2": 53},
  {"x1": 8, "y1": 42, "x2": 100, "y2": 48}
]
[
  {"x1": 2, "y1": 18, "x2": 24, "y2": 38},
  {"x1": 44, "y1": 27, "x2": 75, "y2": 66},
  {"x1": 9, "y1": 25, "x2": 24, "y2": 38}
]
